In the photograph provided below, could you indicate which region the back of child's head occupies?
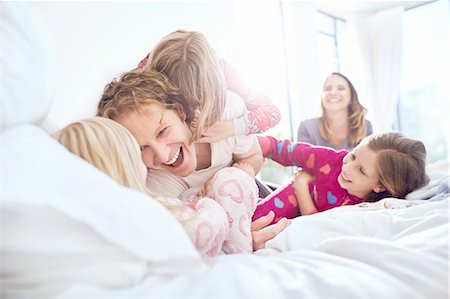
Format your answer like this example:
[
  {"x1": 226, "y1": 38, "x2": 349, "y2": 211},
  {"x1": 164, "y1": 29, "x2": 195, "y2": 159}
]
[
  {"x1": 54, "y1": 117, "x2": 188, "y2": 216},
  {"x1": 145, "y1": 29, "x2": 226, "y2": 142},
  {"x1": 53, "y1": 117, "x2": 148, "y2": 193},
  {"x1": 364, "y1": 132, "x2": 429, "y2": 202},
  {"x1": 97, "y1": 69, "x2": 186, "y2": 125}
]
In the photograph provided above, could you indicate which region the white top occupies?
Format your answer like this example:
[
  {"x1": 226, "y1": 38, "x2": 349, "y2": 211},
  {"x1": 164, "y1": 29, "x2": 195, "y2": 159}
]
[{"x1": 146, "y1": 91, "x2": 256, "y2": 198}]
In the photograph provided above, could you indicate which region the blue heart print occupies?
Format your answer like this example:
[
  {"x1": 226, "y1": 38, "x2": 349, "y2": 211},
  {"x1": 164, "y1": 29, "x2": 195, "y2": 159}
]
[
  {"x1": 288, "y1": 143, "x2": 296, "y2": 153},
  {"x1": 274, "y1": 197, "x2": 285, "y2": 208},
  {"x1": 276, "y1": 140, "x2": 285, "y2": 155},
  {"x1": 327, "y1": 191, "x2": 337, "y2": 204}
]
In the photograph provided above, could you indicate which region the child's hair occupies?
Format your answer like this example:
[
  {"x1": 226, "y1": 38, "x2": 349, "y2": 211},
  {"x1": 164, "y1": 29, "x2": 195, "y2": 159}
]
[
  {"x1": 145, "y1": 29, "x2": 227, "y2": 142},
  {"x1": 97, "y1": 69, "x2": 186, "y2": 126},
  {"x1": 363, "y1": 132, "x2": 430, "y2": 202},
  {"x1": 53, "y1": 117, "x2": 184, "y2": 214},
  {"x1": 319, "y1": 72, "x2": 368, "y2": 147}
]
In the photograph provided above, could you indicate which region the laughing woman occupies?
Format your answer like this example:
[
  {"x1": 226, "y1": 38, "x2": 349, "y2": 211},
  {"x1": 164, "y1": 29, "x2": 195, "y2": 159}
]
[
  {"x1": 97, "y1": 69, "x2": 290, "y2": 251},
  {"x1": 297, "y1": 72, "x2": 373, "y2": 150}
]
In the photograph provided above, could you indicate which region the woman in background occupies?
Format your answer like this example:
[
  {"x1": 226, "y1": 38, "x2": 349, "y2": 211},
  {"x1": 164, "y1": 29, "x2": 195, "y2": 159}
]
[{"x1": 297, "y1": 72, "x2": 373, "y2": 150}]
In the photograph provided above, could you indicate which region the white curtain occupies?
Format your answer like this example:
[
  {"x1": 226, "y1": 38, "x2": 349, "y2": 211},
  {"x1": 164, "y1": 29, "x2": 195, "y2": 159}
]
[
  {"x1": 280, "y1": 1, "x2": 321, "y2": 139},
  {"x1": 340, "y1": 6, "x2": 404, "y2": 133}
]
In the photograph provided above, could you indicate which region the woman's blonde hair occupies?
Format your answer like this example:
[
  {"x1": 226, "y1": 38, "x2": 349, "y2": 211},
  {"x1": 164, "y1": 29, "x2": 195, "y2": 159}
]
[
  {"x1": 363, "y1": 132, "x2": 429, "y2": 202},
  {"x1": 319, "y1": 72, "x2": 368, "y2": 147},
  {"x1": 145, "y1": 29, "x2": 226, "y2": 142},
  {"x1": 97, "y1": 68, "x2": 185, "y2": 126},
  {"x1": 53, "y1": 116, "x2": 184, "y2": 214}
]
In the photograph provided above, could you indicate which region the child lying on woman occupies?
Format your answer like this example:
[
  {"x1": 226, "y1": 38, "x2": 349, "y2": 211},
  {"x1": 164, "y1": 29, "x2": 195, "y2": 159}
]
[
  {"x1": 253, "y1": 132, "x2": 430, "y2": 225},
  {"x1": 54, "y1": 117, "x2": 257, "y2": 257}
]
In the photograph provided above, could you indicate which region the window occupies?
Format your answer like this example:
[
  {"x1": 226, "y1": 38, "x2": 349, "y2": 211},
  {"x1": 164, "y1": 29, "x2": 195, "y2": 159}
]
[
  {"x1": 316, "y1": 10, "x2": 345, "y2": 79},
  {"x1": 398, "y1": 0, "x2": 449, "y2": 163},
  {"x1": 258, "y1": 9, "x2": 344, "y2": 187}
]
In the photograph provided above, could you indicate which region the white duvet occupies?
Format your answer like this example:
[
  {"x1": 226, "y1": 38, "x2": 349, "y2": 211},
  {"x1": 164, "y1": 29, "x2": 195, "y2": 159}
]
[{"x1": 57, "y1": 199, "x2": 449, "y2": 298}]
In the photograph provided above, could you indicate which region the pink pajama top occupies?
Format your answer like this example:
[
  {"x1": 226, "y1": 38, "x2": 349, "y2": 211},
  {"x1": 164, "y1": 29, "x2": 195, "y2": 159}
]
[{"x1": 253, "y1": 136, "x2": 363, "y2": 225}]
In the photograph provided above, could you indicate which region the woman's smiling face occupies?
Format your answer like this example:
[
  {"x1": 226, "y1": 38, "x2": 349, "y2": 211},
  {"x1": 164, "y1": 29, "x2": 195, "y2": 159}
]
[
  {"x1": 114, "y1": 103, "x2": 198, "y2": 177},
  {"x1": 321, "y1": 74, "x2": 351, "y2": 112}
]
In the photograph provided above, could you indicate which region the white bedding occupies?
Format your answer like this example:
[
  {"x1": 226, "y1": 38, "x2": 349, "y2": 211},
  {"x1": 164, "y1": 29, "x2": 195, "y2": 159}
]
[
  {"x1": 2, "y1": 3, "x2": 449, "y2": 298},
  {"x1": 34, "y1": 198, "x2": 449, "y2": 298}
]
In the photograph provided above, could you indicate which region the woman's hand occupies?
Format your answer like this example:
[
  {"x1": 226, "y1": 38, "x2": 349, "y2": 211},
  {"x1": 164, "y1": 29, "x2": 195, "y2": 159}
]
[
  {"x1": 196, "y1": 120, "x2": 234, "y2": 143},
  {"x1": 251, "y1": 211, "x2": 290, "y2": 251}
]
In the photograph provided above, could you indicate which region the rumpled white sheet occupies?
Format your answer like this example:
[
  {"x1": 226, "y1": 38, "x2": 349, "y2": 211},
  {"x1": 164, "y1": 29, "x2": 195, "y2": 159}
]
[{"x1": 55, "y1": 198, "x2": 449, "y2": 298}]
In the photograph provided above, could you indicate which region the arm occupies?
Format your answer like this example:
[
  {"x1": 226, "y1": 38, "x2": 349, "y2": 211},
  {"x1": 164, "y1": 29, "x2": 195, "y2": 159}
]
[
  {"x1": 222, "y1": 59, "x2": 281, "y2": 135},
  {"x1": 257, "y1": 135, "x2": 337, "y2": 173},
  {"x1": 232, "y1": 137, "x2": 264, "y2": 175},
  {"x1": 293, "y1": 170, "x2": 318, "y2": 215}
]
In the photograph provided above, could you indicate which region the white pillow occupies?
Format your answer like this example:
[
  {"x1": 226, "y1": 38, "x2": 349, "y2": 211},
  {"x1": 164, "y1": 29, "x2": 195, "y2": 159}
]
[
  {"x1": 2, "y1": 125, "x2": 199, "y2": 263},
  {"x1": 2, "y1": 2, "x2": 56, "y2": 130}
]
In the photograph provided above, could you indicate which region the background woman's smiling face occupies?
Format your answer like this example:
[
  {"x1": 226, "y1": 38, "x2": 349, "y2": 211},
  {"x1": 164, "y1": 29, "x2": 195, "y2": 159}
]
[
  {"x1": 321, "y1": 74, "x2": 351, "y2": 112},
  {"x1": 115, "y1": 103, "x2": 198, "y2": 177}
]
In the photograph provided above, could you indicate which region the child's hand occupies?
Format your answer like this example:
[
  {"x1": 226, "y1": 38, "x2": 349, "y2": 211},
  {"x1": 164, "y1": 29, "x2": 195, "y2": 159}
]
[
  {"x1": 232, "y1": 162, "x2": 255, "y2": 178},
  {"x1": 197, "y1": 120, "x2": 234, "y2": 143}
]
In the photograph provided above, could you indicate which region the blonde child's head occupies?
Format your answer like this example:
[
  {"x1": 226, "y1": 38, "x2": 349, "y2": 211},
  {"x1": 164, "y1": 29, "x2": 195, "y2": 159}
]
[
  {"x1": 53, "y1": 117, "x2": 148, "y2": 193},
  {"x1": 364, "y1": 132, "x2": 429, "y2": 202},
  {"x1": 145, "y1": 29, "x2": 227, "y2": 142},
  {"x1": 53, "y1": 116, "x2": 184, "y2": 214}
]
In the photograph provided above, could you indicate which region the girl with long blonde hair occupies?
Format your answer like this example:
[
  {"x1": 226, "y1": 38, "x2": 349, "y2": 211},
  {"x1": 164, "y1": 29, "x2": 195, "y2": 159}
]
[{"x1": 138, "y1": 29, "x2": 281, "y2": 143}]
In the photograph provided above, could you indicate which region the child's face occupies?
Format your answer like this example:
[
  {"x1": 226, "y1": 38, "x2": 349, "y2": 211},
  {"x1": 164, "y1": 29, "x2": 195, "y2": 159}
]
[
  {"x1": 338, "y1": 142, "x2": 386, "y2": 198},
  {"x1": 322, "y1": 74, "x2": 351, "y2": 112},
  {"x1": 115, "y1": 103, "x2": 198, "y2": 178}
]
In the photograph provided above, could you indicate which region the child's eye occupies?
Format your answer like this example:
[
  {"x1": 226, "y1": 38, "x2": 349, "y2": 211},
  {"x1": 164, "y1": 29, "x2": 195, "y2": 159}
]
[
  {"x1": 359, "y1": 167, "x2": 366, "y2": 176},
  {"x1": 140, "y1": 145, "x2": 149, "y2": 152}
]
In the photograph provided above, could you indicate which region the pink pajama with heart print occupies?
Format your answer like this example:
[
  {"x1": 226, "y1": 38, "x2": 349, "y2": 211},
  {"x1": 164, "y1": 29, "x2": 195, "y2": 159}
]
[
  {"x1": 178, "y1": 167, "x2": 257, "y2": 257},
  {"x1": 253, "y1": 136, "x2": 364, "y2": 225}
]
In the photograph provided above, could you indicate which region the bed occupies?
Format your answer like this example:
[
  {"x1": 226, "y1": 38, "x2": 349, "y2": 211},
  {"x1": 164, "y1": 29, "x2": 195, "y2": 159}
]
[{"x1": 2, "y1": 3, "x2": 449, "y2": 298}]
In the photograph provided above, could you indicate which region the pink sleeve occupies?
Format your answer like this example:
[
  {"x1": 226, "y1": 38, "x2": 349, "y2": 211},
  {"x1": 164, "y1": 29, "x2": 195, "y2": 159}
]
[
  {"x1": 137, "y1": 52, "x2": 150, "y2": 69},
  {"x1": 257, "y1": 135, "x2": 341, "y2": 175},
  {"x1": 221, "y1": 59, "x2": 281, "y2": 135}
]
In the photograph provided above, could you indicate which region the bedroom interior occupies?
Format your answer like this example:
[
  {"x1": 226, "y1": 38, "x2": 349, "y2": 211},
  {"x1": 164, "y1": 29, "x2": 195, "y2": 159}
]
[{"x1": 2, "y1": 0, "x2": 449, "y2": 298}]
